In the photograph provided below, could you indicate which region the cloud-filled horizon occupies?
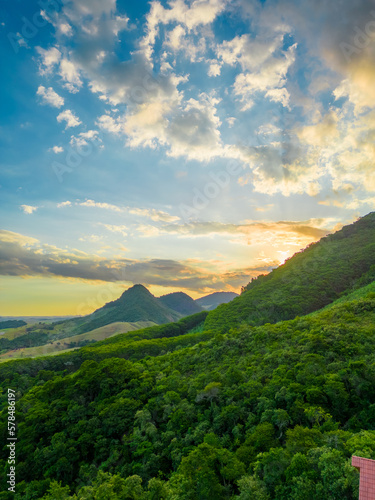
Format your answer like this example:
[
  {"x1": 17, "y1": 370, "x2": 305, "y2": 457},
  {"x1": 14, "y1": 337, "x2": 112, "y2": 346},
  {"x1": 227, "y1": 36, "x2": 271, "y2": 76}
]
[{"x1": 1, "y1": 0, "x2": 375, "y2": 314}]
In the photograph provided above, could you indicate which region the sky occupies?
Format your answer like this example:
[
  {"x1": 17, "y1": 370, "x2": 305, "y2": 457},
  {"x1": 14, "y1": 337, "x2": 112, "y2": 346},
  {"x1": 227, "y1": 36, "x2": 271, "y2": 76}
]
[{"x1": 1, "y1": 0, "x2": 375, "y2": 315}]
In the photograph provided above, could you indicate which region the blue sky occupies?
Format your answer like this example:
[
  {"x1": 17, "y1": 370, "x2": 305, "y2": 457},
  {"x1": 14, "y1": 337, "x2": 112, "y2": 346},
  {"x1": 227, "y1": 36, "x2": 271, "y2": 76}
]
[{"x1": 1, "y1": 0, "x2": 375, "y2": 315}]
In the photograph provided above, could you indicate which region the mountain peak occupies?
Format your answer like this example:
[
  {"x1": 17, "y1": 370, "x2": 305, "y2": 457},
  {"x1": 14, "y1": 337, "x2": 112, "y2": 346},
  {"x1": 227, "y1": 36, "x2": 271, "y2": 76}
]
[
  {"x1": 119, "y1": 284, "x2": 152, "y2": 298},
  {"x1": 159, "y1": 292, "x2": 203, "y2": 316}
]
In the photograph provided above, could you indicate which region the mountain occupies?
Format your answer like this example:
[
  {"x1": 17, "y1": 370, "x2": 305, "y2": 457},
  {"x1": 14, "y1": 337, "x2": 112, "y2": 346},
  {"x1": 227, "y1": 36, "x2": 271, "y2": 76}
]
[
  {"x1": 196, "y1": 291, "x2": 239, "y2": 310},
  {"x1": 62, "y1": 286, "x2": 239, "y2": 337},
  {"x1": 63, "y1": 284, "x2": 182, "y2": 335},
  {"x1": 159, "y1": 291, "x2": 203, "y2": 315},
  {"x1": 204, "y1": 212, "x2": 375, "y2": 332}
]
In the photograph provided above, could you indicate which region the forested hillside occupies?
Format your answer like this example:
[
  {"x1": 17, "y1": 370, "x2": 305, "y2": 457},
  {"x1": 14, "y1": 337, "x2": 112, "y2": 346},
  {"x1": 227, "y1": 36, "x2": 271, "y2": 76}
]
[
  {"x1": 205, "y1": 213, "x2": 375, "y2": 332},
  {"x1": 0, "y1": 214, "x2": 375, "y2": 499}
]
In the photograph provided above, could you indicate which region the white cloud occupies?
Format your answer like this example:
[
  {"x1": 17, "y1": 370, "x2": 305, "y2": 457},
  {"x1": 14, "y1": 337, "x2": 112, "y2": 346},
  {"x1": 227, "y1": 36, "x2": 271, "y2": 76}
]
[
  {"x1": 165, "y1": 95, "x2": 224, "y2": 160},
  {"x1": 233, "y1": 43, "x2": 296, "y2": 107},
  {"x1": 96, "y1": 114, "x2": 123, "y2": 134},
  {"x1": 76, "y1": 199, "x2": 179, "y2": 222},
  {"x1": 49, "y1": 146, "x2": 64, "y2": 154},
  {"x1": 36, "y1": 46, "x2": 61, "y2": 75},
  {"x1": 35, "y1": 0, "x2": 229, "y2": 164},
  {"x1": 136, "y1": 224, "x2": 161, "y2": 237},
  {"x1": 56, "y1": 109, "x2": 82, "y2": 129},
  {"x1": 99, "y1": 223, "x2": 128, "y2": 236},
  {"x1": 64, "y1": 0, "x2": 117, "y2": 21},
  {"x1": 216, "y1": 33, "x2": 284, "y2": 71},
  {"x1": 57, "y1": 201, "x2": 72, "y2": 208},
  {"x1": 20, "y1": 205, "x2": 38, "y2": 214},
  {"x1": 129, "y1": 208, "x2": 180, "y2": 222},
  {"x1": 70, "y1": 130, "x2": 101, "y2": 148},
  {"x1": 78, "y1": 234, "x2": 103, "y2": 243},
  {"x1": 165, "y1": 25, "x2": 186, "y2": 51},
  {"x1": 142, "y1": 0, "x2": 227, "y2": 61},
  {"x1": 59, "y1": 58, "x2": 83, "y2": 93},
  {"x1": 265, "y1": 87, "x2": 291, "y2": 108},
  {"x1": 37, "y1": 86, "x2": 64, "y2": 108},
  {"x1": 208, "y1": 61, "x2": 222, "y2": 77},
  {"x1": 78, "y1": 199, "x2": 124, "y2": 212},
  {"x1": 58, "y1": 22, "x2": 73, "y2": 36},
  {"x1": 79, "y1": 130, "x2": 100, "y2": 140},
  {"x1": 333, "y1": 72, "x2": 375, "y2": 115}
]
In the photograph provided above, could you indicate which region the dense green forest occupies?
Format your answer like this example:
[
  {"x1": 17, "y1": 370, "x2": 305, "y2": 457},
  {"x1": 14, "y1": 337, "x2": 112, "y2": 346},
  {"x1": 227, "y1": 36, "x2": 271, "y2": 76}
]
[
  {"x1": 0, "y1": 320, "x2": 26, "y2": 330},
  {"x1": 0, "y1": 214, "x2": 375, "y2": 499}
]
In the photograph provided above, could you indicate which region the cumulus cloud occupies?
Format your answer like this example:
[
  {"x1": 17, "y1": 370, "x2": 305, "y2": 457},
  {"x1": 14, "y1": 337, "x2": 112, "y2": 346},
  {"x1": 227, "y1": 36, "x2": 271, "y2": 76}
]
[
  {"x1": 57, "y1": 201, "x2": 72, "y2": 208},
  {"x1": 249, "y1": 144, "x2": 321, "y2": 196},
  {"x1": 97, "y1": 90, "x2": 225, "y2": 161},
  {"x1": 294, "y1": 106, "x2": 375, "y2": 197},
  {"x1": 37, "y1": 85, "x2": 64, "y2": 107},
  {"x1": 70, "y1": 130, "x2": 102, "y2": 148},
  {"x1": 99, "y1": 223, "x2": 128, "y2": 236},
  {"x1": 255, "y1": 0, "x2": 375, "y2": 112},
  {"x1": 216, "y1": 33, "x2": 284, "y2": 71},
  {"x1": 34, "y1": 0, "x2": 375, "y2": 199},
  {"x1": 233, "y1": 43, "x2": 296, "y2": 108},
  {"x1": 165, "y1": 25, "x2": 186, "y2": 51},
  {"x1": 142, "y1": 0, "x2": 227, "y2": 60},
  {"x1": 36, "y1": 46, "x2": 61, "y2": 74},
  {"x1": 165, "y1": 95, "x2": 223, "y2": 160},
  {"x1": 59, "y1": 58, "x2": 83, "y2": 93},
  {"x1": 20, "y1": 205, "x2": 38, "y2": 214},
  {"x1": 57, "y1": 109, "x2": 82, "y2": 128},
  {"x1": 35, "y1": 0, "x2": 230, "y2": 164},
  {"x1": 49, "y1": 146, "x2": 64, "y2": 154},
  {"x1": 297, "y1": 110, "x2": 339, "y2": 147}
]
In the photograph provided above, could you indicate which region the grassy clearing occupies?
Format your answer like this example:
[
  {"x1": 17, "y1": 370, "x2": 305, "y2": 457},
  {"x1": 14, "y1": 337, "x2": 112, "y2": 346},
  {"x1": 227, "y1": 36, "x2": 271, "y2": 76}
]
[{"x1": 0, "y1": 320, "x2": 157, "y2": 361}]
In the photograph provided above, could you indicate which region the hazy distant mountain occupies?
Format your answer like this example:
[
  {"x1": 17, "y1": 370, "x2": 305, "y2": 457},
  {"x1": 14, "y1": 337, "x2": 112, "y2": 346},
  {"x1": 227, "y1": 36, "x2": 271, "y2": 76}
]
[
  {"x1": 64, "y1": 284, "x2": 182, "y2": 335},
  {"x1": 196, "y1": 292, "x2": 239, "y2": 310},
  {"x1": 61, "y1": 286, "x2": 240, "y2": 336},
  {"x1": 159, "y1": 292, "x2": 203, "y2": 316}
]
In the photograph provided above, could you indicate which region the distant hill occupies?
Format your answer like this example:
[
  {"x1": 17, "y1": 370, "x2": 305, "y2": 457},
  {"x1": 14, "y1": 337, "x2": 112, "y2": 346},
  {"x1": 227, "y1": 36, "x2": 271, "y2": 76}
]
[
  {"x1": 59, "y1": 286, "x2": 240, "y2": 337},
  {"x1": 63, "y1": 284, "x2": 182, "y2": 335},
  {"x1": 0, "y1": 319, "x2": 26, "y2": 329},
  {"x1": 159, "y1": 292, "x2": 203, "y2": 315},
  {"x1": 196, "y1": 291, "x2": 239, "y2": 310},
  {"x1": 205, "y1": 212, "x2": 375, "y2": 331}
]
